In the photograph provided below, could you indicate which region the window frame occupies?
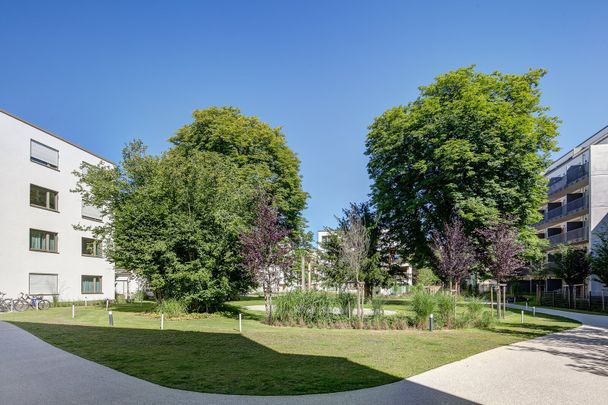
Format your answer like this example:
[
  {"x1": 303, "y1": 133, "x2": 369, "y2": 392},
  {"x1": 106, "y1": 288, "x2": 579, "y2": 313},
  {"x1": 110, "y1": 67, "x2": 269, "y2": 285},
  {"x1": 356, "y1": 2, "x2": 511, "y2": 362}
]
[
  {"x1": 81, "y1": 237, "x2": 103, "y2": 258},
  {"x1": 30, "y1": 140, "x2": 60, "y2": 170},
  {"x1": 81, "y1": 275, "x2": 103, "y2": 294},
  {"x1": 29, "y1": 228, "x2": 59, "y2": 253},
  {"x1": 30, "y1": 184, "x2": 59, "y2": 212},
  {"x1": 29, "y1": 273, "x2": 59, "y2": 296}
]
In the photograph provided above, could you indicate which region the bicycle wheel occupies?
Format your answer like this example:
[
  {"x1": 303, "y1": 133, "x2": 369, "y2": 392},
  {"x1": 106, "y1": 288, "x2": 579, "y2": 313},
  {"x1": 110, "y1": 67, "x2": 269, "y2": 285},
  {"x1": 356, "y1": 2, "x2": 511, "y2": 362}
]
[
  {"x1": 0, "y1": 299, "x2": 10, "y2": 312},
  {"x1": 38, "y1": 300, "x2": 51, "y2": 310},
  {"x1": 13, "y1": 299, "x2": 29, "y2": 312}
]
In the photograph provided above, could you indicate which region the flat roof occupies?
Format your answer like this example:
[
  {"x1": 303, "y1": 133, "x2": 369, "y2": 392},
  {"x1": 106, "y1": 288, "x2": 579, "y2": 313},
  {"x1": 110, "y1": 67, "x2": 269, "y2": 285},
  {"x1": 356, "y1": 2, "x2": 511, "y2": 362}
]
[
  {"x1": 0, "y1": 108, "x2": 116, "y2": 165},
  {"x1": 546, "y1": 124, "x2": 608, "y2": 175}
]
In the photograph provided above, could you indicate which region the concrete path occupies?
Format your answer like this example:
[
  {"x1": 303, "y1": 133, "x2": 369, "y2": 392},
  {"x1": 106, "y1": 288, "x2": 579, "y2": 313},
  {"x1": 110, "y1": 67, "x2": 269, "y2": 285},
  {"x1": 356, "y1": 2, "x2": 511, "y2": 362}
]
[{"x1": 1, "y1": 305, "x2": 606, "y2": 404}]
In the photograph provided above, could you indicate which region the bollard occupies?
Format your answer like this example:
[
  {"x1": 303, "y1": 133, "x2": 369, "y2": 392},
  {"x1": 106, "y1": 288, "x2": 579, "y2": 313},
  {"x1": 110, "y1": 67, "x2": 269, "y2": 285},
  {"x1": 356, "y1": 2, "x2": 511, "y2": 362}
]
[
  {"x1": 108, "y1": 310, "x2": 114, "y2": 326},
  {"x1": 85, "y1": 298, "x2": 88, "y2": 307},
  {"x1": 239, "y1": 313, "x2": 242, "y2": 333},
  {"x1": 72, "y1": 304, "x2": 75, "y2": 319},
  {"x1": 106, "y1": 299, "x2": 109, "y2": 311},
  {"x1": 429, "y1": 314, "x2": 434, "y2": 332},
  {"x1": 533, "y1": 306, "x2": 536, "y2": 317},
  {"x1": 521, "y1": 310, "x2": 524, "y2": 324},
  {"x1": 161, "y1": 313, "x2": 164, "y2": 330},
  {"x1": 525, "y1": 302, "x2": 528, "y2": 309}
]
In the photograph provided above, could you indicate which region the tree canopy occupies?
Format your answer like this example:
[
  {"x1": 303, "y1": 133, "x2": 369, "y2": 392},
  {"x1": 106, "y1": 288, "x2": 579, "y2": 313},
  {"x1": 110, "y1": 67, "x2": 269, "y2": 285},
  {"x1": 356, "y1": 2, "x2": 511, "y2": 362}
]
[
  {"x1": 366, "y1": 66, "x2": 559, "y2": 266},
  {"x1": 75, "y1": 108, "x2": 307, "y2": 311},
  {"x1": 169, "y1": 107, "x2": 308, "y2": 232}
]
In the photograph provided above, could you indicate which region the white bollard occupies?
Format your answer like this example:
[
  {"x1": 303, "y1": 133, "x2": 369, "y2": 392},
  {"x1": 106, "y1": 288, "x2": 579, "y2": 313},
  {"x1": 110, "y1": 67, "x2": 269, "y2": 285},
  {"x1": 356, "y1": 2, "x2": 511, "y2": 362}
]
[
  {"x1": 106, "y1": 299, "x2": 109, "y2": 311},
  {"x1": 525, "y1": 302, "x2": 528, "y2": 309},
  {"x1": 239, "y1": 313, "x2": 242, "y2": 333},
  {"x1": 108, "y1": 310, "x2": 114, "y2": 326},
  {"x1": 72, "y1": 304, "x2": 75, "y2": 319},
  {"x1": 85, "y1": 298, "x2": 88, "y2": 307},
  {"x1": 521, "y1": 310, "x2": 524, "y2": 324},
  {"x1": 533, "y1": 306, "x2": 536, "y2": 317},
  {"x1": 161, "y1": 313, "x2": 164, "y2": 330}
]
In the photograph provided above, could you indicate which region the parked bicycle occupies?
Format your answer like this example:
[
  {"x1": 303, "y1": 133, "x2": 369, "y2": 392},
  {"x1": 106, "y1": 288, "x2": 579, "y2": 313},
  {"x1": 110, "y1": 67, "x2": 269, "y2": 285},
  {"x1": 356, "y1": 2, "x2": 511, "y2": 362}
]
[
  {"x1": 13, "y1": 292, "x2": 51, "y2": 311},
  {"x1": 0, "y1": 292, "x2": 14, "y2": 312}
]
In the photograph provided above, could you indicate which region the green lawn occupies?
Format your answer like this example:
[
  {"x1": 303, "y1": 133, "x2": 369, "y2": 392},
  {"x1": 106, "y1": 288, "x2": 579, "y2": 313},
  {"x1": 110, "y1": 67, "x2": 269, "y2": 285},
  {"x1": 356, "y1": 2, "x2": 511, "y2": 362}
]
[{"x1": 0, "y1": 299, "x2": 579, "y2": 396}]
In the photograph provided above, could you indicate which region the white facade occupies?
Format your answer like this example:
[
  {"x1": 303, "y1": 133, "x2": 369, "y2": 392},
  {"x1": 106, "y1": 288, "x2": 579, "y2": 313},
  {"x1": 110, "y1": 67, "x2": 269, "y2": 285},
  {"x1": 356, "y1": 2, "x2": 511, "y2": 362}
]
[
  {"x1": 535, "y1": 125, "x2": 608, "y2": 293},
  {"x1": 0, "y1": 110, "x2": 115, "y2": 301}
]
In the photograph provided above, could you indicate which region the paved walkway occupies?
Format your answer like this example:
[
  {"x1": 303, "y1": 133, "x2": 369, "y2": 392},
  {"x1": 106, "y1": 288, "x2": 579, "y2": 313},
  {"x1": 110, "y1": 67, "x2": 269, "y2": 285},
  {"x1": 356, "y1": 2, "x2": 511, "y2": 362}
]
[{"x1": 0, "y1": 306, "x2": 606, "y2": 404}]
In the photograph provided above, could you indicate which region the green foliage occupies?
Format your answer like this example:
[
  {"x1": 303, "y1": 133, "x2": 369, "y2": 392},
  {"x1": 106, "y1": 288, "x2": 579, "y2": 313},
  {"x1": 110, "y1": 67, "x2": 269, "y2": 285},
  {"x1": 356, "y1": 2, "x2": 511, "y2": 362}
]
[
  {"x1": 366, "y1": 66, "x2": 560, "y2": 266},
  {"x1": 75, "y1": 144, "x2": 258, "y2": 311},
  {"x1": 321, "y1": 202, "x2": 400, "y2": 294},
  {"x1": 371, "y1": 297, "x2": 385, "y2": 316},
  {"x1": 456, "y1": 298, "x2": 495, "y2": 329},
  {"x1": 591, "y1": 228, "x2": 608, "y2": 287},
  {"x1": 169, "y1": 107, "x2": 307, "y2": 232},
  {"x1": 551, "y1": 245, "x2": 591, "y2": 285},
  {"x1": 411, "y1": 288, "x2": 436, "y2": 327},
  {"x1": 273, "y1": 290, "x2": 336, "y2": 324},
  {"x1": 155, "y1": 298, "x2": 187, "y2": 318},
  {"x1": 435, "y1": 293, "x2": 456, "y2": 328},
  {"x1": 336, "y1": 292, "x2": 356, "y2": 316},
  {"x1": 416, "y1": 267, "x2": 440, "y2": 286}
]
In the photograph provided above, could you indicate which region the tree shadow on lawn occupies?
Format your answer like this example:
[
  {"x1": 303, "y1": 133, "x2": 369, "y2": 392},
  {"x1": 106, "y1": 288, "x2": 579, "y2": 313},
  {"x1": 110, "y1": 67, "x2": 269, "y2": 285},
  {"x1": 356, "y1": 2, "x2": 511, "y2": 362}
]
[{"x1": 9, "y1": 321, "x2": 397, "y2": 396}]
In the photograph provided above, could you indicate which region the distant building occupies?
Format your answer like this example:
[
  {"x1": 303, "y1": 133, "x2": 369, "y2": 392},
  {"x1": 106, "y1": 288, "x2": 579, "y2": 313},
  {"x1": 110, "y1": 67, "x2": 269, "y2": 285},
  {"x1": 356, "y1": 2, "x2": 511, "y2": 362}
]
[{"x1": 535, "y1": 125, "x2": 608, "y2": 294}]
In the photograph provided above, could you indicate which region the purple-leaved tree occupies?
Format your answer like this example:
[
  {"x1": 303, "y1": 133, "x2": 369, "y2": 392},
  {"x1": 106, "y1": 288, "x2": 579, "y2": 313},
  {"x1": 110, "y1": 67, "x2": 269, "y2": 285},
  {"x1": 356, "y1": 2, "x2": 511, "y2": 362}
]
[
  {"x1": 430, "y1": 218, "x2": 477, "y2": 294},
  {"x1": 240, "y1": 195, "x2": 292, "y2": 321},
  {"x1": 478, "y1": 220, "x2": 525, "y2": 317}
]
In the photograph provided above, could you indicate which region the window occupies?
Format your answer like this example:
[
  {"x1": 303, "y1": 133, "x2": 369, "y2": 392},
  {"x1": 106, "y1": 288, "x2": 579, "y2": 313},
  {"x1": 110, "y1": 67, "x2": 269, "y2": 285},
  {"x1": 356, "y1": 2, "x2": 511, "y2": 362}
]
[
  {"x1": 81, "y1": 275, "x2": 102, "y2": 294},
  {"x1": 29, "y1": 273, "x2": 58, "y2": 295},
  {"x1": 30, "y1": 229, "x2": 58, "y2": 253},
  {"x1": 30, "y1": 184, "x2": 58, "y2": 211},
  {"x1": 81, "y1": 237, "x2": 102, "y2": 257},
  {"x1": 30, "y1": 140, "x2": 59, "y2": 169},
  {"x1": 81, "y1": 201, "x2": 103, "y2": 221}
]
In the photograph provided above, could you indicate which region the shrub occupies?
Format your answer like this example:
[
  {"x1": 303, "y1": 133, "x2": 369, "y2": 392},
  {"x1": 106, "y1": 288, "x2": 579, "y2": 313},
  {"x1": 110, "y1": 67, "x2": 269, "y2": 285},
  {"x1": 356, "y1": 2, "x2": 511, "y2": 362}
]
[
  {"x1": 336, "y1": 292, "x2": 356, "y2": 317},
  {"x1": 456, "y1": 298, "x2": 494, "y2": 329},
  {"x1": 155, "y1": 298, "x2": 186, "y2": 318},
  {"x1": 273, "y1": 290, "x2": 336, "y2": 324},
  {"x1": 411, "y1": 288, "x2": 436, "y2": 327},
  {"x1": 371, "y1": 297, "x2": 385, "y2": 316},
  {"x1": 436, "y1": 293, "x2": 456, "y2": 328}
]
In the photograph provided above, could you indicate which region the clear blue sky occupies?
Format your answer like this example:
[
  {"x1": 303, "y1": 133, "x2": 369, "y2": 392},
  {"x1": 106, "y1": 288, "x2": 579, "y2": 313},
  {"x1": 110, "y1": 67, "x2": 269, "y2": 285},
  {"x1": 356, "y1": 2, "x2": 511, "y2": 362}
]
[{"x1": 2, "y1": 1, "x2": 607, "y2": 237}]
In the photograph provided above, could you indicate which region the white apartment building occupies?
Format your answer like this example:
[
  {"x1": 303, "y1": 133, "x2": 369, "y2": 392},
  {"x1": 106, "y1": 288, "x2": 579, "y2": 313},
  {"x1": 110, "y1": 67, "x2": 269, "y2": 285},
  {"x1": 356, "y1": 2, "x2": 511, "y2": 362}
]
[
  {"x1": 535, "y1": 125, "x2": 608, "y2": 293},
  {"x1": 0, "y1": 110, "x2": 115, "y2": 301}
]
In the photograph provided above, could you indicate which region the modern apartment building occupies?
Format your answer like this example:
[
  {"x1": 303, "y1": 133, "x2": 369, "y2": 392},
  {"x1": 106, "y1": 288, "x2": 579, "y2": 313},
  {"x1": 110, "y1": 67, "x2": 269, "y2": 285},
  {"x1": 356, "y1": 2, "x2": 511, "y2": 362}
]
[
  {"x1": 535, "y1": 125, "x2": 608, "y2": 293},
  {"x1": 0, "y1": 110, "x2": 115, "y2": 301}
]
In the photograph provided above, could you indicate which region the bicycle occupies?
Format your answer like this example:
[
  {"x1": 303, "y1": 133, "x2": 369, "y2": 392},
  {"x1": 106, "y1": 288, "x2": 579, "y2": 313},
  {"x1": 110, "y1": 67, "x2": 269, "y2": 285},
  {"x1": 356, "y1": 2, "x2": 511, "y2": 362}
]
[
  {"x1": 14, "y1": 292, "x2": 51, "y2": 311},
  {"x1": 0, "y1": 292, "x2": 14, "y2": 312}
]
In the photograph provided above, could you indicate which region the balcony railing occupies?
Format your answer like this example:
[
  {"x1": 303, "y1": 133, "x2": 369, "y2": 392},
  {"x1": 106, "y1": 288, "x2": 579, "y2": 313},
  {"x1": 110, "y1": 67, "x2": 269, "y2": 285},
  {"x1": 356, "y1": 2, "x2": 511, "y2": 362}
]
[
  {"x1": 547, "y1": 163, "x2": 589, "y2": 196},
  {"x1": 566, "y1": 227, "x2": 588, "y2": 243},
  {"x1": 537, "y1": 195, "x2": 588, "y2": 226},
  {"x1": 548, "y1": 233, "x2": 564, "y2": 245},
  {"x1": 547, "y1": 227, "x2": 588, "y2": 246}
]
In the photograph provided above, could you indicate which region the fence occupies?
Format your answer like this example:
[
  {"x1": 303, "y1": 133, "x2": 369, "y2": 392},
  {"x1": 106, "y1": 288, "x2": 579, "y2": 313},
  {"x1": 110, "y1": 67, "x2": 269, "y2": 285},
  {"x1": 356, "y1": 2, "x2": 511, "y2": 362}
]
[{"x1": 541, "y1": 290, "x2": 608, "y2": 312}]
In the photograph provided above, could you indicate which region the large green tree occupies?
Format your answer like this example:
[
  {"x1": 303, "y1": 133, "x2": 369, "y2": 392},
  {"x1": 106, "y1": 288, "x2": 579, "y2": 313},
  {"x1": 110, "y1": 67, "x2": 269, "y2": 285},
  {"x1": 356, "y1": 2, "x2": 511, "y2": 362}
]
[
  {"x1": 75, "y1": 141, "x2": 259, "y2": 311},
  {"x1": 169, "y1": 107, "x2": 308, "y2": 232},
  {"x1": 366, "y1": 66, "x2": 559, "y2": 266}
]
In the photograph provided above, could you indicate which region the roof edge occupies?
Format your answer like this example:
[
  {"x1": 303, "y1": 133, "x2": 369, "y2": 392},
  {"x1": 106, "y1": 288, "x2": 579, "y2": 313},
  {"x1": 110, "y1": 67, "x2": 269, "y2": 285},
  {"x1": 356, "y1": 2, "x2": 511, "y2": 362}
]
[{"x1": 0, "y1": 108, "x2": 117, "y2": 166}]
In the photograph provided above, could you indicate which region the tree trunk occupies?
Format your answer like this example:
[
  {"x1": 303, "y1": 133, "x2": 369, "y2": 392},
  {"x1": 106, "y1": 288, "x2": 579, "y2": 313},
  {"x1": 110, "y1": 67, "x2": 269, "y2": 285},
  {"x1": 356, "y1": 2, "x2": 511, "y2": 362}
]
[
  {"x1": 301, "y1": 256, "x2": 305, "y2": 291},
  {"x1": 264, "y1": 286, "x2": 272, "y2": 322}
]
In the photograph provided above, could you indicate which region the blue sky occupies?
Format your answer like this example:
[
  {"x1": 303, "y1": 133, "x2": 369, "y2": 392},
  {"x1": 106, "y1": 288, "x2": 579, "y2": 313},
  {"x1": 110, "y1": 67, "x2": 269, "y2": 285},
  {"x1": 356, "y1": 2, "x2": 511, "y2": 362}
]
[{"x1": 1, "y1": 1, "x2": 607, "y2": 237}]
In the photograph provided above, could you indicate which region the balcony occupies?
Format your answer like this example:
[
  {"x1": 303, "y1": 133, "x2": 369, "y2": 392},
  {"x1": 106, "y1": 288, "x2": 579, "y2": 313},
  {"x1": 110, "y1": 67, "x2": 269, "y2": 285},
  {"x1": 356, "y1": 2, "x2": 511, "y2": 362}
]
[
  {"x1": 535, "y1": 195, "x2": 588, "y2": 228},
  {"x1": 566, "y1": 226, "x2": 588, "y2": 243},
  {"x1": 547, "y1": 163, "x2": 589, "y2": 197},
  {"x1": 546, "y1": 226, "x2": 588, "y2": 247}
]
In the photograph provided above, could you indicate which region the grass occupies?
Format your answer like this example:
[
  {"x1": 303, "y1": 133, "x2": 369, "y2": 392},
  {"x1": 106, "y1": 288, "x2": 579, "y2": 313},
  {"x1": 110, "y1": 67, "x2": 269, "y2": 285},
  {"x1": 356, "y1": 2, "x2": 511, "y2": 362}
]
[{"x1": 0, "y1": 298, "x2": 579, "y2": 396}]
